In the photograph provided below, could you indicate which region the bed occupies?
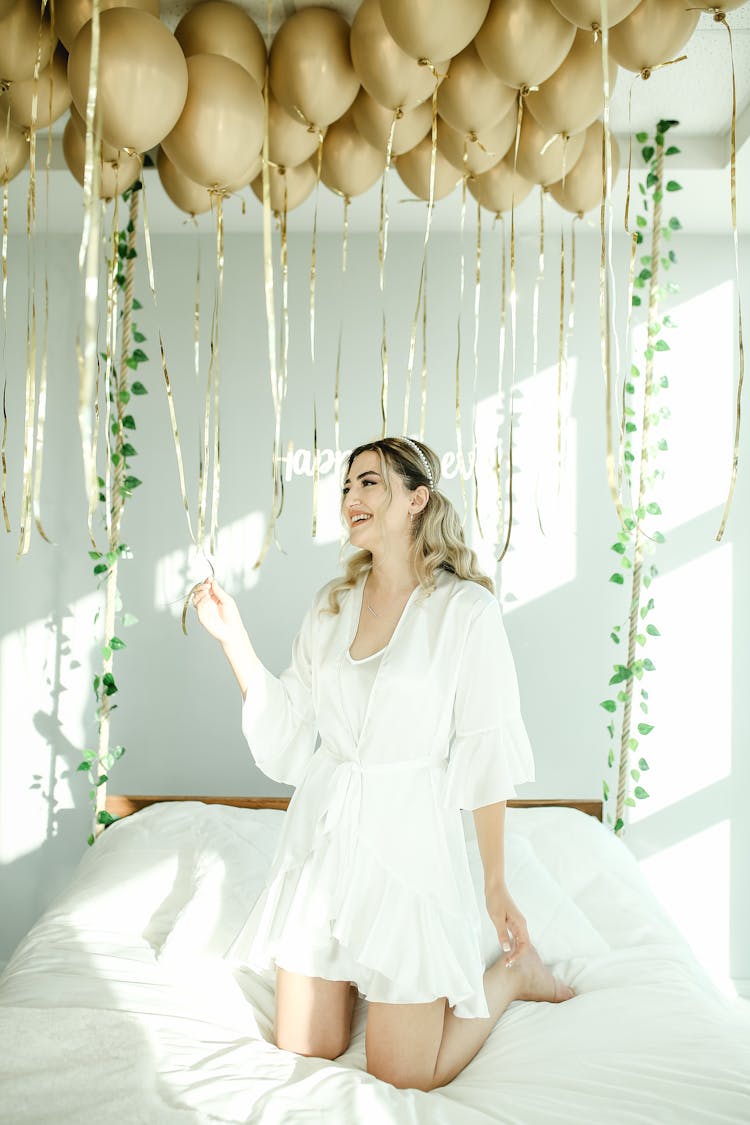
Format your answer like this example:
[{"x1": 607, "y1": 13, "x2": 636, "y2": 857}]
[{"x1": 0, "y1": 795, "x2": 748, "y2": 1124}]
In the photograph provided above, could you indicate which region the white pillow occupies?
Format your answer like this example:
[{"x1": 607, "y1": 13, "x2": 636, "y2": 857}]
[
  {"x1": 157, "y1": 807, "x2": 284, "y2": 964},
  {"x1": 465, "y1": 830, "x2": 610, "y2": 966}
]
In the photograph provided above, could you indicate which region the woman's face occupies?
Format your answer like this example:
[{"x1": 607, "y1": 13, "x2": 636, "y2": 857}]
[{"x1": 341, "y1": 449, "x2": 413, "y2": 548}]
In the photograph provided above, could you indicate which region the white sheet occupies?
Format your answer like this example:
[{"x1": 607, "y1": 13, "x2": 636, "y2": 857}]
[{"x1": 1, "y1": 802, "x2": 748, "y2": 1124}]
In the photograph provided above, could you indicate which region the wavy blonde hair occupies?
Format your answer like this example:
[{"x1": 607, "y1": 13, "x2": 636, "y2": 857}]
[{"x1": 321, "y1": 436, "x2": 493, "y2": 616}]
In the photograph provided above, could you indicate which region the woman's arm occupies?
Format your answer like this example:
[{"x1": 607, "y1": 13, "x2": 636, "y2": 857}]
[
  {"x1": 192, "y1": 579, "x2": 260, "y2": 697},
  {"x1": 474, "y1": 799, "x2": 530, "y2": 967},
  {"x1": 473, "y1": 799, "x2": 507, "y2": 891}
]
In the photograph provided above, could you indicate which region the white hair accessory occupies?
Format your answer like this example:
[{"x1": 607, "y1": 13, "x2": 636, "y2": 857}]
[{"x1": 402, "y1": 437, "x2": 434, "y2": 490}]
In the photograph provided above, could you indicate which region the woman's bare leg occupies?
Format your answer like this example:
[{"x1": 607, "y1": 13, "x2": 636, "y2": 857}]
[
  {"x1": 431, "y1": 944, "x2": 575, "y2": 1088},
  {"x1": 275, "y1": 966, "x2": 357, "y2": 1059}
]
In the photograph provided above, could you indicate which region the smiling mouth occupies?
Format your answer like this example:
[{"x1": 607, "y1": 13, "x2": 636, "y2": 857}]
[{"x1": 350, "y1": 514, "x2": 372, "y2": 527}]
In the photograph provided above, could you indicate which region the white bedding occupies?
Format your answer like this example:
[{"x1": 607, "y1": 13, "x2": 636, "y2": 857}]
[{"x1": 0, "y1": 802, "x2": 748, "y2": 1124}]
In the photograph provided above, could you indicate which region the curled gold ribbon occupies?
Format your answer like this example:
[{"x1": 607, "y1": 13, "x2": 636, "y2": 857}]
[
  {"x1": 380, "y1": 312, "x2": 388, "y2": 438},
  {"x1": 309, "y1": 132, "x2": 323, "y2": 362},
  {"x1": 311, "y1": 396, "x2": 318, "y2": 538},
  {"x1": 493, "y1": 215, "x2": 507, "y2": 543},
  {"x1": 379, "y1": 112, "x2": 397, "y2": 292},
  {"x1": 420, "y1": 258, "x2": 428, "y2": 441},
  {"x1": 714, "y1": 10, "x2": 745, "y2": 541}
]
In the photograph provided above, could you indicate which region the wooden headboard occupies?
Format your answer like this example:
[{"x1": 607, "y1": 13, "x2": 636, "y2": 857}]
[{"x1": 106, "y1": 795, "x2": 603, "y2": 821}]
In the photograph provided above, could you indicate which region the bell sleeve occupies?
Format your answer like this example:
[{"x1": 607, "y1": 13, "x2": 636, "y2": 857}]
[
  {"x1": 240, "y1": 599, "x2": 318, "y2": 787},
  {"x1": 442, "y1": 598, "x2": 535, "y2": 811}
]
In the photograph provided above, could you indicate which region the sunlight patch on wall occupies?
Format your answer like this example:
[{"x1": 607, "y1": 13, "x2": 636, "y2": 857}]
[
  {"x1": 155, "y1": 512, "x2": 264, "y2": 617},
  {"x1": 471, "y1": 362, "x2": 578, "y2": 610},
  {"x1": 639, "y1": 819, "x2": 733, "y2": 997},
  {"x1": 629, "y1": 545, "x2": 731, "y2": 821},
  {"x1": 630, "y1": 280, "x2": 733, "y2": 533},
  {"x1": 0, "y1": 592, "x2": 99, "y2": 865}
]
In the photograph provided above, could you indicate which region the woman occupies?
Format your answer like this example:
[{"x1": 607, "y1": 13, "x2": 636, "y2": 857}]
[{"x1": 193, "y1": 435, "x2": 575, "y2": 1092}]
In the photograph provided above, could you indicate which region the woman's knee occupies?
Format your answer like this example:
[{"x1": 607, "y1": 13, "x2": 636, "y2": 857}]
[{"x1": 274, "y1": 968, "x2": 355, "y2": 1060}]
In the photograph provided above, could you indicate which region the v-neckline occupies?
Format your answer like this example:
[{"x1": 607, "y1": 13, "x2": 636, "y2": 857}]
[{"x1": 348, "y1": 571, "x2": 421, "y2": 661}]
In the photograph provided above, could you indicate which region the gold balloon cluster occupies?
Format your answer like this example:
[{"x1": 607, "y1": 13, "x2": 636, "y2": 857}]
[{"x1": 0, "y1": 0, "x2": 741, "y2": 216}]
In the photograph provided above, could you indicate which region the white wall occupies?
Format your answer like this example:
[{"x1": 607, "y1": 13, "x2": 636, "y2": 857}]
[{"x1": 0, "y1": 218, "x2": 747, "y2": 999}]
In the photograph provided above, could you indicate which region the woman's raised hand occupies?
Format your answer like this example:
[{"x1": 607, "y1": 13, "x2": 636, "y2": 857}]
[{"x1": 192, "y1": 578, "x2": 245, "y2": 645}]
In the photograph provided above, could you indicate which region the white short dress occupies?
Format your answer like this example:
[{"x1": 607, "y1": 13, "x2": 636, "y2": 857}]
[{"x1": 223, "y1": 567, "x2": 535, "y2": 1018}]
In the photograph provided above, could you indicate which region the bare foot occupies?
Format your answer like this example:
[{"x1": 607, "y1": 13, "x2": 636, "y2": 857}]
[{"x1": 510, "y1": 943, "x2": 575, "y2": 1004}]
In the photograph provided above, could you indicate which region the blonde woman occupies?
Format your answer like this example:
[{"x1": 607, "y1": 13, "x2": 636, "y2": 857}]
[{"x1": 193, "y1": 436, "x2": 575, "y2": 1092}]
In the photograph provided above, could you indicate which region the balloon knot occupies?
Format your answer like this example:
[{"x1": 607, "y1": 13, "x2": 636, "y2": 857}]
[
  {"x1": 591, "y1": 22, "x2": 601, "y2": 41},
  {"x1": 640, "y1": 67, "x2": 652, "y2": 80},
  {"x1": 395, "y1": 107, "x2": 404, "y2": 120},
  {"x1": 713, "y1": 10, "x2": 727, "y2": 23}
]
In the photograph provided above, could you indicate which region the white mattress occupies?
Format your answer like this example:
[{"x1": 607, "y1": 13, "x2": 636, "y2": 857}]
[{"x1": 0, "y1": 801, "x2": 748, "y2": 1124}]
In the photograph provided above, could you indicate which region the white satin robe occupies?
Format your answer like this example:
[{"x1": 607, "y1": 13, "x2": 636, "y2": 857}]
[{"x1": 223, "y1": 566, "x2": 535, "y2": 1018}]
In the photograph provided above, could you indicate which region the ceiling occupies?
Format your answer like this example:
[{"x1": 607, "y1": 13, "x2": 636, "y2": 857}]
[{"x1": 6, "y1": 1, "x2": 750, "y2": 234}]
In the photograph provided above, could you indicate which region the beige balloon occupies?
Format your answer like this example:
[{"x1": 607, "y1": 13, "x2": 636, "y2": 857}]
[
  {"x1": 437, "y1": 42, "x2": 516, "y2": 137},
  {"x1": 62, "y1": 115, "x2": 141, "y2": 199},
  {"x1": 437, "y1": 113, "x2": 516, "y2": 176},
  {"x1": 396, "y1": 135, "x2": 462, "y2": 201},
  {"x1": 174, "y1": 1, "x2": 267, "y2": 89},
  {"x1": 0, "y1": 0, "x2": 56, "y2": 83},
  {"x1": 250, "y1": 160, "x2": 318, "y2": 213},
  {"x1": 350, "y1": 0, "x2": 445, "y2": 113},
  {"x1": 267, "y1": 95, "x2": 325, "y2": 170},
  {"x1": 321, "y1": 110, "x2": 386, "y2": 198},
  {"x1": 380, "y1": 0, "x2": 490, "y2": 64},
  {"x1": 157, "y1": 147, "x2": 213, "y2": 216},
  {"x1": 161, "y1": 54, "x2": 264, "y2": 191},
  {"x1": 0, "y1": 0, "x2": 16, "y2": 18},
  {"x1": 515, "y1": 112, "x2": 586, "y2": 185},
  {"x1": 68, "y1": 9, "x2": 188, "y2": 153},
  {"x1": 1, "y1": 49, "x2": 71, "y2": 129},
  {"x1": 468, "y1": 156, "x2": 534, "y2": 213},
  {"x1": 0, "y1": 119, "x2": 30, "y2": 184},
  {"x1": 475, "y1": 0, "x2": 576, "y2": 90},
  {"x1": 351, "y1": 89, "x2": 431, "y2": 157},
  {"x1": 548, "y1": 120, "x2": 621, "y2": 213},
  {"x1": 69, "y1": 103, "x2": 120, "y2": 162},
  {"x1": 609, "y1": 0, "x2": 700, "y2": 74},
  {"x1": 548, "y1": 0, "x2": 640, "y2": 29},
  {"x1": 526, "y1": 31, "x2": 619, "y2": 138},
  {"x1": 270, "y1": 7, "x2": 359, "y2": 131},
  {"x1": 54, "y1": 0, "x2": 159, "y2": 52}
]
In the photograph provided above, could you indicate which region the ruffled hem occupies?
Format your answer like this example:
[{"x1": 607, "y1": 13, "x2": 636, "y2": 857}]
[
  {"x1": 442, "y1": 715, "x2": 536, "y2": 811},
  {"x1": 222, "y1": 832, "x2": 491, "y2": 1019}
]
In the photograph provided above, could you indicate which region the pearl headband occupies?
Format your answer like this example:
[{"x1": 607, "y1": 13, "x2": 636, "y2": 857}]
[{"x1": 402, "y1": 437, "x2": 434, "y2": 490}]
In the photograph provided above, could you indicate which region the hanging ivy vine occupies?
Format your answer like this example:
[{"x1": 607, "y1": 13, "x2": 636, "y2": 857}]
[
  {"x1": 76, "y1": 181, "x2": 148, "y2": 845},
  {"x1": 601, "y1": 120, "x2": 682, "y2": 836}
]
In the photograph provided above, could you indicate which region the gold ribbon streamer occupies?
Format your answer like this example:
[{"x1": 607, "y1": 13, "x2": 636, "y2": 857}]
[
  {"x1": 472, "y1": 197, "x2": 484, "y2": 539},
  {"x1": 140, "y1": 175, "x2": 197, "y2": 544},
  {"x1": 493, "y1": 215, "x2": 507, "y2": 546},
  {"x1": 419, "y1": 259, "x2": 428, "y2": 441},
  {"x1": 1, "y1": 173, "x2": 10, "y2": 531},
  {"x1": 599, "y1": 0, "x2": 623, "y2": 524},
  {"x1": 532, "y1": 188, "x2": 545, "y2": 386},
  {"x1": 309, "y1": 132, "x2": 323, "y2": 362},
  {"x1": 379, "y1": 112, "x2": 397, "y2": 291},
  {"x1": 78, "y1": 0, "x2": 103, "y2": 542},
  {"x1": 254, "y1": 72, "x2": 284, "y2": 570},
  {"x1": 208, "y1": 193, "x2": 224, "y2": 555},
  {"x1": 380, "y1": 311, "x2": 388, "y2": 438},
  {"x1": 556, "y1": 228, "x2": 565, "y2": 494},
  {"x1": 454, "y1": 163, "x2": 468, "y2": 524},
  {"x1": 499, "y1": 92, "x2": 527, "y2": 563},
  {"x1": 405, "y1": 81, "x2": 439, "y2": 426},
  {"x1": 714, "y1": 11, "x2": 745, "y2": 541}
]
